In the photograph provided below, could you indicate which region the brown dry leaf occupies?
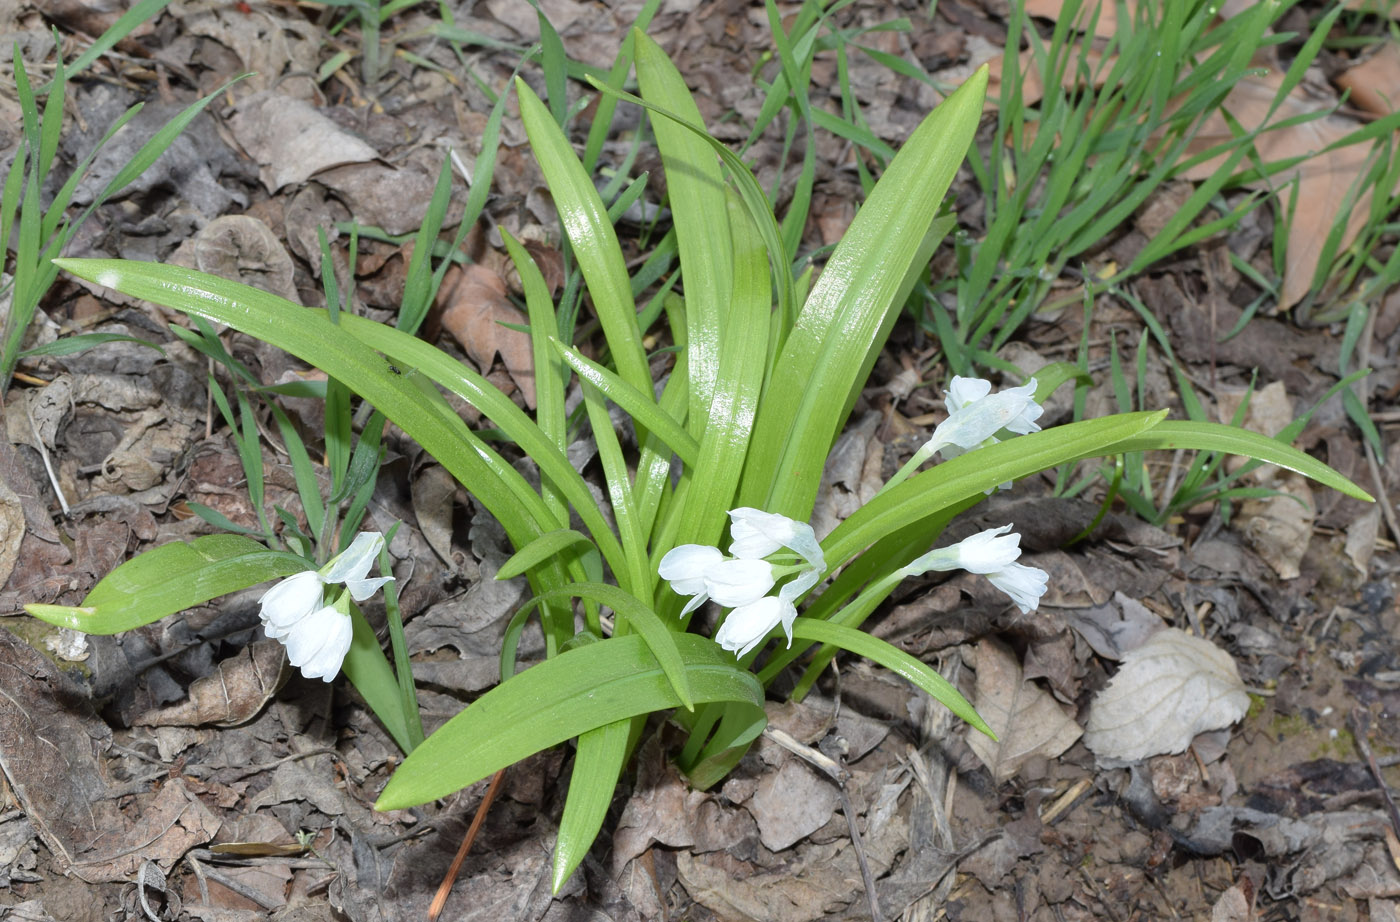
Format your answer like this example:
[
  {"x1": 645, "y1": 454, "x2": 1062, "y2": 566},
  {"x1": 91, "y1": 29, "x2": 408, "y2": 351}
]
[
  {"x1": 748, "y1": 757, "x2": 841, "y2": 852},
  {"x1": 1216, "y1": 382, "x2": 1317, "y2": 579},
  {"x1": 169, "y1": 214, "x2": 300, "y2": 305},
  {"x1": 0, "y1": 467, "x2": 23, "y2": 588},
  {"x1": 1024, "y1": 0, "x2": 1129, "y2": 39},
  {"x1": 176, "y1": 4, "x2": 320, "y2": 98},
  {"x1": 1211, "y1": 881, "x2": 1257, "y2": 922},
  {"x1": 0, "y1": 627, "x2": 219, "y2": 882},
  {"x1": 1179, "y1": 70, "x2": 1390, "y2": 310},
  {"x1": 134, "y1": 640, "x2": 288, "y2": 728},
  {"x1": 966, "y1": 639, "x2": 1082, "y2": 783},
  {"x1": 226, "y1": 91, "x2": 379, "y2": 193},
  {"x1": 410, "y1": 463, "x2": 458, "y2": 569},
  {"x1": 438, "y1": 263, "x2": 536, "y2": 408},
  {"x1": 1337, "y1": 41, "x2": 1400, "y2": 118}
]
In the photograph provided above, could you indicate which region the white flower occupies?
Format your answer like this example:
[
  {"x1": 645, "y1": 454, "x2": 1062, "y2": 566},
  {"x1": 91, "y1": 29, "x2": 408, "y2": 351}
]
[
  {"x1": 715, "y1": 595, "x2": 797, "y2": 658},
  {"x1": 660, "y1": 509, "x2": 828, "y2": 657},
  {"x1": 925, "y1": 376, "x2": 1042, "y2": 460},
  {"x1": 987, "y1": 564, "x2": 1049, "y2": 613},
  {"x1": 900, "y1": 525, "x2": 1048, "y2": 614},
  {"x1": 728, "y1": 508, "x2": 825, "y2": 573},
  {"x1": 258, "y1": 532, "x2": 393, "y2": 682}
]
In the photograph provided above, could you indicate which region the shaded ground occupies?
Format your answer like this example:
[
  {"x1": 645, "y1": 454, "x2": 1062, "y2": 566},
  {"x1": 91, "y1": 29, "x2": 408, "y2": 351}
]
[{"x1": 2, "y1": 1, "x2": 1400, "y2": 921}]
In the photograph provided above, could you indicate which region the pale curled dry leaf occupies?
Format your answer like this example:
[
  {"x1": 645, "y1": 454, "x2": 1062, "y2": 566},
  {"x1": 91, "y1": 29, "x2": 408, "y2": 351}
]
[
  {"x1": 1083, "y1": 627, "x2": 1250, "y2": 762},
  {"x1": 966, "y1": 639, "x2": 1082, "y2": 783}
]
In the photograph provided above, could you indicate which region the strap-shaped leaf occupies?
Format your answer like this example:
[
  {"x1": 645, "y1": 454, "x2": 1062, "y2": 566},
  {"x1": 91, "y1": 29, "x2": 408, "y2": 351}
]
[
  {"x1": 497, "y1": 529, "x2": 595, "y2": 581},
  {"x1": 634, "y1": 30, "x2": 733, "y2": 426},
  {"x1": 1097, "y1": 420, "x2": 1372, "y2": 502},
  {"x1": 553, "y1": 717, "x2": 633, "y2": 893},
  {"x1": 738, "y1": 67, "x2": 988, "y2": 520},
  {"x1": 26, "y1": 534, "x2": 307, "y2": 634},
  {"x1": 789, "y1": 619, "x2": 992, "y2": 738},
  {"x1": 823, "y1": 411, "x2": 1168, "y2": 571},
  {"x1": 376, "y1": 633, "x2": 762, "y2": 809}
]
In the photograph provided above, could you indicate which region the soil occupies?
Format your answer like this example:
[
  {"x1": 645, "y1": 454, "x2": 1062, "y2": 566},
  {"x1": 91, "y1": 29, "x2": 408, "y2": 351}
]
[{"x1": 2, "y1": 1, "x2": 1400, "y2": 921}]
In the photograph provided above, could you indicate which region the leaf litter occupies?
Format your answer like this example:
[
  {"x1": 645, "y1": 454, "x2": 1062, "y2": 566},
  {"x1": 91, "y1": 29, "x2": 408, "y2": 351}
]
[{"x1": 1, "y1": 0, "x2": 1399, "y2": 919}]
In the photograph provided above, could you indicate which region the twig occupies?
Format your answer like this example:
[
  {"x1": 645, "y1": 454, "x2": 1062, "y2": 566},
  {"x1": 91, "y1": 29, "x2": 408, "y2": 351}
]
[
  {"x1": 764, "y1": 726, "x2": 882, "y2": 922},
  {"x1": 429, "y1": 768, "x2": 505, "y2": 921},
  {"x1": 1350, "y1": 708, "x2": 1400, "y2": 841},
  {"x1": 25, "y1": 398, "x2": 69, "y2": 515},
  {"x1": 1364, "y1": 441, "x2": 1400, "y2": 550}
]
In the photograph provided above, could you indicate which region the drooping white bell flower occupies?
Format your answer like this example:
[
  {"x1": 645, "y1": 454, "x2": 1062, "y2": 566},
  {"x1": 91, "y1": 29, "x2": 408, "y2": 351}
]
[
  {"x1": 714, "y1": 594, "x2": 797, "y2": 658},
  {"x1": 658, "y1": 544, "x2": 725, "y2": 615},
  {"x1": 900, "y1": 524, "x2": 1049, "y2": 613},
  {"x1": 258, "y1": 532, "x2": 393, "y2": 682},
  {"x1": 925, "y1": 376, "x2": 1043, "y2": 460}
]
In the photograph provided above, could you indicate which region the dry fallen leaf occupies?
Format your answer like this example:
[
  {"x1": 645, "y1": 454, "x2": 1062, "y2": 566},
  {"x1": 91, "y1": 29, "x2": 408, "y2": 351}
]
[
  {"x1": 438, "y1": 263, "x2": 537, "y2": 408},
  {"x1": 135, "y1": 640, "x2": 288, "y2": 728},
  {"x1": 967, "y1": 639, "x2": 1082, "y2": 783},
  {"x1": 1178, "y1": 69, "x2": 1394, "y2": 310},
  {"x1": 1336, "y1": 42, "x2": 1400, "y2": 119},
  {"x1": 1083, "y1": 627, "x2": 1250, "y2": 762}
]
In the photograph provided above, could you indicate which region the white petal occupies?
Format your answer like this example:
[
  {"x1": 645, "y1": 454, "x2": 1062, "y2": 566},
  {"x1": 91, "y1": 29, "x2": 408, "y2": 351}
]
[
  {"x1": 987, "y1": 563, "x2": 1049, "y2": 613},
  {"x1": 704, "y1": 557, "x2": 775, "y2": 608},
  {"x1": 945, "y1": 376, "x2": 991, "y2": 412},
  {"x1": 345, "y1": 576, "x2": 394, "y2": 602},
  {"x1": 728, "y1": 508, "x2": 798, "y2": 559},
  {"x1": 925, "y1": 379, "x2": 1044, "y2": 460},
  {"x1": 728, "y1": 507, "x2": 825, "y2": 573},
  {"x1": 281, "y1": 606, "x2": 354, "y2": 681},
  {"x1": 715, "y1": 595, "x2": 793, "y2": 658},
  {"x1": 321, "y1": 532, "x2": 384, "y2": 585},
  {"x1": 258, "y1": 571, "x2": 323, "y2": 636},
  {"x1": 952, "y1": 525, "x2": 1022, "y2": 574},
  {"x1": 659, "y1": 544, "x2": 725, "y2": 596}
]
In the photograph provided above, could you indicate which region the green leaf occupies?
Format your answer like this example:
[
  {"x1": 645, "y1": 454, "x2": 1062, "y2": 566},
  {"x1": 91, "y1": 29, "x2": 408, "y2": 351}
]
[
  {"x1": 376, "y1": 633, "x2": 763, "y2": 809},
  {"x1": 554, "y1": 718, "x2": 632, "y2": 892},
  {"x1": 634, "y1": 30, "x2": 733, "y2": 425},
  {"x1": 1101, "y1": 420, "x2": 1373, "y2": 502},
  {"x1": 739, "y1": 66, "x2": 988, "y2": 519},
  {"x1": 18, "y1": 332, "x2": 163, "y2": 359},
  {"x1": 789, "y1": 619, "x2": 992, "y2": 738},
  {"x1": 497, "y1": 529, "x2": 595, "y2": 581},
  {"x1": 25, "y1": 535, "x2": 307, "y2": 634}
]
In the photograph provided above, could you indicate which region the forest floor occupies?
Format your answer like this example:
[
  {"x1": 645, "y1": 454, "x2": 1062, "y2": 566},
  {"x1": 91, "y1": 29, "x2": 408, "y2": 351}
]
[{"x1": 2, "y1": 1, "x2": 1400, "y2": 921}]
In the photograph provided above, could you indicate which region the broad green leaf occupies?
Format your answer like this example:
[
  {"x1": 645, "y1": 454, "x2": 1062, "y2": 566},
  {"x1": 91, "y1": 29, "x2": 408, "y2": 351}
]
[
  {"x1": 790, "y1": 619, "x2": 992, "y2": 738},
  {"x1": 345, "y1": 601, "x2": 414, "y2": 754},
  {"x1": 497, "y1": 529, "x2": 595, "y2": 581},
  {"x1": 1099, "y1": 420, "x2": 1373, "y2": 502},
  {"x1": 534, "y1": 582, "x2": 692, "y2": 710},
  {"x1": 634, "y1": 31, "x2": 733, "y2": 426},
  {"x1": 739, "y1": 66, "x2": 988, "y2": 519},
  {"x1": 25, "y1": 535, "x2": 307, "y2": 634},
  {"x1": 553, "y1": 341, "x2": 699, "y2": 466},
  {"x1": 554, "y1": 718, "x2": 632, "y2": 892},
  {"x1": 515, "y1": 79, "x2": 650, "y2": 397},
  {"x1": 376, "y1": 633, "x2": 763, "y2": 809},
  {"x1": 823, "y1": 411, "x2": 1168, "y2": 571}
]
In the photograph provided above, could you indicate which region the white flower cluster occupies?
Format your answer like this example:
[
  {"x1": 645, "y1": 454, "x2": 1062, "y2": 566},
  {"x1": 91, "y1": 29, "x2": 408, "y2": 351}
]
[
  {"x1": 659, "y1": 509, "x2": 826, "y2": 658},
  {"x1": 925, "y1": 376, "x2": 1043, "y2": 461},
  {"x1": 258, "y1": 532, "x2": 394, "y2": 681}
]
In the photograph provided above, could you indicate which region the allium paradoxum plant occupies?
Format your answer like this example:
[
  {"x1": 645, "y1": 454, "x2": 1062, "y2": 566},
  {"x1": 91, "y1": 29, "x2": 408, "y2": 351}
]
[{"x1": 34, "y1": 39, "x2": 1372, "y2": 897}]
